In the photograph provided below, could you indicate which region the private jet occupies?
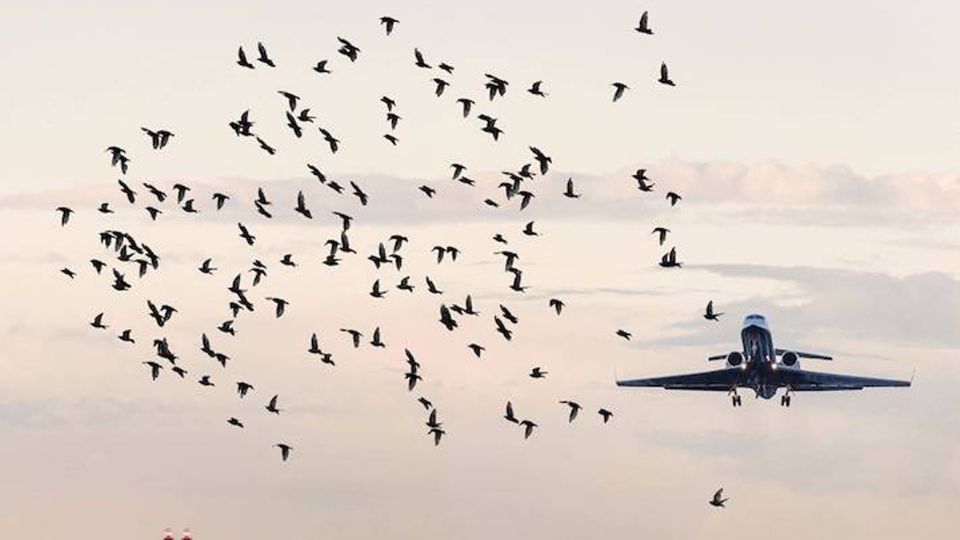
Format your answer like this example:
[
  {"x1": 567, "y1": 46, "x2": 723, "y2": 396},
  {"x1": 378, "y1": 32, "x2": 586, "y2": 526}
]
[{"x1": 617, "y1": 314, "x2": 911, "y2": 407}]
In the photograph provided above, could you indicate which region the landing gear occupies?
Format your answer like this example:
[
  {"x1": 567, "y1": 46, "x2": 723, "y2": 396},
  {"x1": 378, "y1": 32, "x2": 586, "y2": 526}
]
[
  {"x1": 730, "y1": 390, "x2": 742, "y2": 407},
  {"x1": 780, "y1": 388, "x2": 792, "y2": 407}
]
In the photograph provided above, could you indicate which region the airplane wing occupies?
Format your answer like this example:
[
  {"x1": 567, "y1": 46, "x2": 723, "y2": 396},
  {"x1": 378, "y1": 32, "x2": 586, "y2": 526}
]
[
  {"x1": 775, "y1": 369, "x2": 910, "y2": 391},
  {"x1": 616, "y1": 368, "x2": 742, "y2": 391}
]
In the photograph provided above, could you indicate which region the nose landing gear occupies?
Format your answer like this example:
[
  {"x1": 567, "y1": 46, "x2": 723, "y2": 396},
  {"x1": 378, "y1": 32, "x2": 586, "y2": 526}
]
[{"x1": 729, "y1": 388, "x2": 742, "y2": 407}]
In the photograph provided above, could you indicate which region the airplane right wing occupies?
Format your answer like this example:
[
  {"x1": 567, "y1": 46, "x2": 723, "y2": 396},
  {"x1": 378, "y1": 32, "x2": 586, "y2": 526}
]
[
  {"x1": 776, "y1": 369, "x2": 911, "y2": 391},
  {"x1": 616, "y1": 368, "x2": 743, "y2": 391}
]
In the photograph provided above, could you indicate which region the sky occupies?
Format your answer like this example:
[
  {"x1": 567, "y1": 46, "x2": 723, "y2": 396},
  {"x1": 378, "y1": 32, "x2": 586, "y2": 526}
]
[{"x1": 1, "y1": 1, "x2": 959, "y2": 539}]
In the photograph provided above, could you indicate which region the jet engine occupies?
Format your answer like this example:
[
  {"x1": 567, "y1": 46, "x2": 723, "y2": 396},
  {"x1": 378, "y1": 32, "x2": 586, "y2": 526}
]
[
  {"x1": 726, "y1": 351, "x2": 744, "y2": 368},
  {"x1": 780, "y1": 351, "x2": 799, "y2": 367}
]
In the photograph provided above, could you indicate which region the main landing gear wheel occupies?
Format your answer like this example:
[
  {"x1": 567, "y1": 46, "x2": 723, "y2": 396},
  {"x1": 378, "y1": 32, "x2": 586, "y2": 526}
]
[
  {"x1": 780, "y1": 395, "x2": 791, "y2": 407},
  {"x1": 731, "y1": 395, "x2": 742, "y2": 407}
]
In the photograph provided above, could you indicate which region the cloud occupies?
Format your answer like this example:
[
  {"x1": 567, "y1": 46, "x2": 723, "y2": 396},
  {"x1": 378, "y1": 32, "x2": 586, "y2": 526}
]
[
  {"x1": 651, "y1": 264, "x2": 960, "y2": 349},
  {"x1": 4, "y1": 161, "x2": 959, "y2": 228}
]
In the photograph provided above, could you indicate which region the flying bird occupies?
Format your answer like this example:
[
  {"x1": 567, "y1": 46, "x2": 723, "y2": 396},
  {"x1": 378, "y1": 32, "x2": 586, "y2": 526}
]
[
  {"x1": 709, "y1": 488, "x2": 729, "y2": 508},
  {"x1": 380, "y1": 16, "x2": 399, "y2": 35},
  {"x1": 611, "y1": 82, "x2": 629, "y2": 102},
  {"x1": 313, "y1": 60, "x2": 331, "y2": 74},
  {"x1": 652, "y1": 227, "x2": 670, "y2": 245},
  {"x1": 635, "y1": 11, "x2": 653, "y2": 34},
  {"x1": 559, "y1": 400, "x2": 582, "y2": 422},
  {"x1": 658, "y1": 62, "x2": 676, "y2": 86},
  {"x1": 598, "y1": 408, "x2": 614, "y2": 423},
  {"x1": 666, "y1": 191, "x2": 682, "y2": 206},
  {"x1": 275, "y1": 443, "x2": 293, "y2": 462},
  {"x1": 704, "y1": 301, "x2": 723, "y2": 321},
  {"x1": 237, "y1": 46, "x2": 255, "y2": 69},
  {"x1": 256, "y1": 42, "x2": 275, "y2": 67},
  {"x1": 527, "y1": 81, "x2": 548, "y2": 97}
]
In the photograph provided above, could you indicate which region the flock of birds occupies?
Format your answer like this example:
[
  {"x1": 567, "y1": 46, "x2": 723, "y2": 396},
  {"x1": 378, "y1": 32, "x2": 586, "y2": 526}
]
[{"x1": 56, "y1": 10, "x2": 731, "y2": 508}]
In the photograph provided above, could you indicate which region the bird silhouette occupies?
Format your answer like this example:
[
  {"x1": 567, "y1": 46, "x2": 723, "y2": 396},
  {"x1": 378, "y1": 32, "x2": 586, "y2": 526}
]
[
  {"x1": 709, "y1": 488, "x2": 728, "y2": 508},
  {"x1": 504, "y1": 401, "x2": 519, "y2": 424},
  {"x1": 563, "y1": 178, "x2": 581, "y2": 198},
  {"x1": 704, "y1": 301, "x2": 723, "y2": 321},
  {"x1": 237, "y1": 382, "x2": 254, "y2": 398},
  {"x1": 256, "y1": 42, "x2": 275, "y2": 67},
  {"x1": 143, "y1": 361, "x2": 163, "y2": 381},
  {"x1": 659, "y1": 247, "x2": 682, "y2": 268},
  {"x1": 652, "y1": 227, "x2": 670, "y2": 245},
  {"x1": 548, "y1": 298, "x2": 565, "y2": 315},
  {"x1": 616, "y1": 329, "x2": 632, "y2": 341},
  {"x1": 527, "y1": 81, "x2": 548, "y2": 97},
  {"x1": 237, "y1": 46, "x2": 255, "y2": 69},
  {"x1": 313, "y1": 60, "x2": 331, "y2": 74},
  {"x1": 529, "y1": 367, "x2": 548, "y2": 379},
  {"x1": 227, "y1": 417, "x2": 244, "y2": 428},
  {"x1": 635, "y1": 11, "x2": 653, "y2": 34},
  {"x1": 598, "y1": 408, "x2": 614, "y2": 423},
  {"x1": 519, "y1": 420, "x2": 537, "y2": 439},
  {"x1": 380, "y1": 16, "x2": 399, "y2": 35},
  {"x1": 559, "y1": 400, "x2": 582, "y2": 422},
  {"x1": 611, "y1": 82, "x2": 629, "y2": 102},
  {"x1": 265, "y1": 395, "x2": 282, "y2": 414},
  {"x1": 56, "y1": 207, "x2": 73, "y2": 226},
  {"x1": 414, "y1": 48, "x2": 431, "y2": 68},
  {"x1": 659, "y1": 62, "x2": 676, "y2": 86},
  {"x1": 666, "y1": 191, "x2": 682, "y2": 206},
  {"x1": 275, "y1": 443, "x2": 293, "y2": 462}
]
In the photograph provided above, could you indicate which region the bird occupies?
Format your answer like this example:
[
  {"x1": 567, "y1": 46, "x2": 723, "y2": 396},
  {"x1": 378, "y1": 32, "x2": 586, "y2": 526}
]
[
  {"x1": 275, "y1": 443, "x2": 293, "y2": 462},
  {"x1": 265, "y1": 297, "x2": 288, "y2": 317},
  {"x1": 418, "y1": 397, "x2": 433, "y2": 410},
  {"x1": 319, "y1": 128, "x2": 340, "y2": 153},
  {"x1": 438, "y1": 62, "x2": 455, "y2": 74},
  {"x1": 313, "y1": 60, "x2": 331, "y2": 74},
  {"x1": 598, "y1": 408, "x2": 614, "y2": 423},
  {"x1": 504, "y1": 401, "x2": 519, "y2": 424},
  {"x1": 659, "y1": 247, "x2": 682, "y2": 268},
  {"x1": 227, "y1": 417, "x2": 244, "y2": 428},
  {"x1": 90, "y1": 313, "x2": 107, "y2": 329},
  {"x1": 428, "y1": 427, "x2": 445, "y2": 446},
  {"x1": 559, "y1": 400, "x2": 582, "y2": 422},
  {"x1": 294, "y1": 191, "x2": 312, "y2": 219},
  {"x1": 212, "y1": 192, "x2": 230, "y2": 209},
  {"x1": 499, "y1": 305, "x2": 518, "y2": 324},
  {"x1": 285, "y1": 112, "x2": 302, "y2": 138},
  {"x1": 527, "y1": 81, "x2": 548, "y2": 97},
  {"x1": 383, "y1": 133, "x2": 399, "y2": 146},
  {"x1": 432, "y1": 78, "x2": 449, "y2": 97},
  {"x1": 298, "y1": 109, "x2": 315, "y2": 123},
  {"x1": 340, "y1": 328, "x2": 362, "y2": 348},
  {"x1": 199, "y1": 375, "x2": 215, "y2": 387},
  {"x1": 278, "y1": 90, "x2": 300, "y2": 112},
  {"x1": 468, "y1": 343, "x2": 485, "y2": 358},
  {"x1": 386, "y1": 112, "x2": 401, "y2": 130},
  {"x1": 381, "y1": 96, "x2": 396, "y2": 111},
  {"x1": 439, "y1": 305, "x2": 458, "y2": 331},
  {"x1": 529, "y1": 367, "x2": 548, "y2": 379},
  {"x1": 60, "y1": 268, "x2": 76, "y2": 279},
  {"x1": 237, "y1": 46, "x2": 255, "y2": 69},
  {"x1": 616, "y1": 329, "x2": 632, "y2": 340},
  {"x1": 370, "y1": 279, "x2": 387, "y2": 298},
  {"x1": 549, "y1": 298, "x2": 565, "y2": 315},
  {"x1": 450, "y1": 163, "x2": 466, "y2": 180},
  {"x1": 651, "y1": 227, "x2": 670, "y2": 246},
  {"x1": 237, "y1": 382, "x2": 254, "y2": 398},
  {"x1": 704, "y1": 301, "x2": 723, "y2": 321},
  {"x1": 256, "y1": 42, "x2": 275, "y2": 67},
  {"x1": 611, "y1": 82, "x2": 629, "y2": 102},
  {"x1": 425, "y1": 276, "x2": 443, "y2": 295},
  {"x1": 413, "y1": 48, "x2": 431, "y2": 68},
  {"x1": 419, "y1": 185, "x2": 436, "y2": 198},
  {"x1": 56, "y1": 207, "x2": 73, "y2": 226},
  {"x1": 635, "y1": 11, "x2": 653, "y2": 34},
  {"x1": 255, "y1": 137, "x2": 276, "y2": 155},
  {"x1": 143, "y1": 361, "x2": 163, "y2": 381},
  {"x1": 238, "y1": 223, "x2": 255, "y2": 245},
  {"x1": 709, "y1": 488, "x2": 729, "y2": 508},
  {"x1": 265, "y1": 395, "x2": 282, "y2": 414},
  {"x1": 380, "y1": 16, "x2": 399, "y2": 35},
  {"x1": 666, "y1": 191, "x2": 682, "y2": 206},
  {"x1": 563, "y1": 178, "x2": 580, "y2": 198},
  {"x1": 337, "y1": 37, "x2": 361, "y2": 62},
  {"x1": 117, "y1": 179, "x2": 137, "y2": 203},
  {"x1": 370, "y1": 327, "x2": 386, "y2": 348},
  {"x1": 522, "y1": 221, "x2": 539, "y2": 236},
  {"x1": 405, "y1": 371, "x2": 422, "y2": 391},
  {"x1": 141, "y1": 128, "x2": 174, "y2": 150},
  {"x1": 530, "y1": 147, "x2": 552, "y2": 174},
  {"x1": 519, "y1": 420, "x2": 538, "y2": 439},
  {"x1": 508, "y1": 270, "x2": 525, "y2": 293},
  {"x1": 456, "y1": 98, "x2": 474, "y2": 117},
  {"x1": 659, "y1": 62, "x2": 676, "y2": 86}
]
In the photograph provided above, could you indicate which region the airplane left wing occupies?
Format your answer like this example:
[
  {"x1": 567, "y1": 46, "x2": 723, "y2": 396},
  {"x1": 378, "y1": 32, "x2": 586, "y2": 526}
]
[
  {"x1": 775, "y1": 369, "x2": 910, "y2": 391},
  {"x1": 616, "y1": 368, "x2": 742, "y2": 391}
]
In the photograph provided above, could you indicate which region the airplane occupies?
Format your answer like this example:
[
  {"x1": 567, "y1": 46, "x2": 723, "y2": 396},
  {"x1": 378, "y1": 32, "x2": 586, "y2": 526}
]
[{"x1": 616, "y1": 314, "x2": 911, "y2": 407}]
